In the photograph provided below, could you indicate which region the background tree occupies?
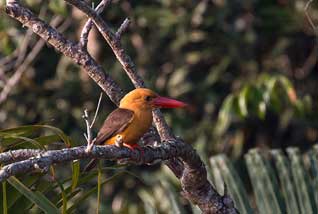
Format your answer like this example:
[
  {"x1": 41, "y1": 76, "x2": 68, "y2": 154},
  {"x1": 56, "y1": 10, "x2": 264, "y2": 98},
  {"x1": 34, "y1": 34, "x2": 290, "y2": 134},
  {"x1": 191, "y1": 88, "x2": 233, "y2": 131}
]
[{"x1": 0, "y1": 0, "x2": 318, "y2": 213}]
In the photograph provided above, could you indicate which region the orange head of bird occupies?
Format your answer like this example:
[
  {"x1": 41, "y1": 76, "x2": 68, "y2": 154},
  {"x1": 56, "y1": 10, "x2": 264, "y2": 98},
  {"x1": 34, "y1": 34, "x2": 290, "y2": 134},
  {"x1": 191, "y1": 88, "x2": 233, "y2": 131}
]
[{"x1": 119, "y1": 88, "x2": 187, "y2": 111}]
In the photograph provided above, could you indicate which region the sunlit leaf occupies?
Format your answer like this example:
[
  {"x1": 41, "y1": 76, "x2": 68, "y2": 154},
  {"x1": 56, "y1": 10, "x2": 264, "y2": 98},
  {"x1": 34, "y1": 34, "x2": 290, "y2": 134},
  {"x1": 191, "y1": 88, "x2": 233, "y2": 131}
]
[
  {"x1": 215, "y1": 95, "x2": 235, "y2": 135},
  {"x1": 238, "y1": 85, "x2": 249, "y2": 117}
]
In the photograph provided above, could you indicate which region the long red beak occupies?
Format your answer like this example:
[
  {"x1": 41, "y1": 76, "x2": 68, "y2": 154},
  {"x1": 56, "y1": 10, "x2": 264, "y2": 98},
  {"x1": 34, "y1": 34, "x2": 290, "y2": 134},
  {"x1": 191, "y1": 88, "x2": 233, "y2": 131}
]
[{"x1": 152, "y1": 96, "x2": 187, "y2": 108}]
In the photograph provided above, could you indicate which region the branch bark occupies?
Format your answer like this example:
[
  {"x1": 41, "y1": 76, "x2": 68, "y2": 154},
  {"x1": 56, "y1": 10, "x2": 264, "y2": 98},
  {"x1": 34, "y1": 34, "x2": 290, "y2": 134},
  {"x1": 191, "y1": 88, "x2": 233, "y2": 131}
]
[
  {"x1": 5, "y1": 0, "x2": 123, "y2": 104},
  {"x1": 3, "y1": 0, "x2": 238, "y2": 213},
  {"x1": 0, "y1": 141, "x2": 236, "y2": 213}
]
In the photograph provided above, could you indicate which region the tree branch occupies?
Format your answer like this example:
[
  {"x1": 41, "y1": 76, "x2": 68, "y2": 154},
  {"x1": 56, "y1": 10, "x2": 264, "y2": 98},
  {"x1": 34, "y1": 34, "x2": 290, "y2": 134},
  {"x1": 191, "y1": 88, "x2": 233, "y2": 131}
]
[
  {"x1": 0, "y1": 141, "x2": 237, "y2": 213},
  {"x1": 5, "y1": 0, "x2": 123, "y2": 104},
  {"x1": 79, "y1": 0, "x2": 111, "y2": 49},
  {"x1": 4, "y1": 0, "x2": 238, "y2": 213}
]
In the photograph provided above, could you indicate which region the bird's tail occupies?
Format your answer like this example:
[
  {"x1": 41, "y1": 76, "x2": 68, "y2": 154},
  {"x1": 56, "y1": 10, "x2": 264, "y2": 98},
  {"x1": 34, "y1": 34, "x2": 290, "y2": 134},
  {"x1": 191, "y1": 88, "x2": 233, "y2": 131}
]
[{"x1": 83, "y1": 159, "x2": 97, "y2": 172}]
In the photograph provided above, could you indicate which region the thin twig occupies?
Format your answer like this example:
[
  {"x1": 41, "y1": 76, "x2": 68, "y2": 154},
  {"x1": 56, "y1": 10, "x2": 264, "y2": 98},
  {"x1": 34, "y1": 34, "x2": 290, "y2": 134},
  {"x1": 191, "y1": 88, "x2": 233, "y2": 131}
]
[
  {"x1": 80, "y1": 0, "x2": 111, "y2": 49},
  {"x1": 90, "y1": 92, "x2": 103, "y2": 128},
  {"x1": 5, "y1": 0, "x2": 124, "y2": 104},
  {"x1": 83, "y1": 92, "x2": 103, "y2": 151},
  {"x1": 0, "y1": 16, "x2": 64, "y2": 104},
  {"x1": 4, "y1": 0, "x2": 238, "y2": 212},
  {"x1": 305, "y1": 0, "x2": 317, "y2": 34},
  {"x1": 82, "y1": 109, "x2": 94, "y2": 152},
  {"x1": 115, "y1": 18, "x2": 131, "y2": 40},
  {"x1": 0, "y1": 141, "x2": 182, "y2": 179}
]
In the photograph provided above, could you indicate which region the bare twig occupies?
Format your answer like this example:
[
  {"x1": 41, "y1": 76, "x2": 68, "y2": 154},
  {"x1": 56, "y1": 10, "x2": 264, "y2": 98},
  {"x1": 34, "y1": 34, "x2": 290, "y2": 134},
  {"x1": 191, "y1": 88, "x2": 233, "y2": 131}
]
[
  {"x1": 296, "y1": 0, "x2": 318, "y2": 79},
  {"x1": 305, "y1": 0, "x2": 318, "y2": 34},
  {"x1": 82, "y1": 109, "x2": 94, "y2": 151},
  {"x1": 5, "y1": 0, "x2": 123, "y2": 104},
  {"x1": 80, "y1": 0, "x2": 111, "y2": 49},
  {"x1": 0, "y1": 140, "x2": 237, "y2": 213},
  {"x1": 0, "y1": 16, "x2": 65, "y2": 104},
  {"x1": 65, "y1": 0, "x2": 146, "y2": 88},
  {"x1": 4, "y1": 0, "x2": 238, "y2": 212},
  {"x1": 115, "y1": 18, "x2": 131, "y2": 40},
  {"x1": 83, "y1": 92, "x2": 103, "y2": 151},
  {"x1": 90, "y1": 92, "x2": 103, "y2": 128}
]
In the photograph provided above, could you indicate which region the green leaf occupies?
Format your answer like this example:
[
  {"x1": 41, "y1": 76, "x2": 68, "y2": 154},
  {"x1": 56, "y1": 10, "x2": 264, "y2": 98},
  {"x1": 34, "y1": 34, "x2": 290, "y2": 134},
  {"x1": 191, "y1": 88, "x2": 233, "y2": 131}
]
[
  {"x1": 67, "y1": 172, "x2": 123, "y2": 212},
  {"x1": 33, "y1": 125, "x2": 72, "y2": 147},
  {"x1": 286, "y1": 148, "x2": 317, "y2": 213},
  {"x1": 0, "y1": 126, "x2": 41, "y2": 150},
  {"x1": 160, "y1": 178, "x2": 186, "y2": 214},
  {"x1": 211, "y1": 155, "x2": 253, "y2": 214},
  {"x1": 238, "y1": 85, "x2": 249, "y2": 117},
  {"x1": 215, "y1": 95, "x2": 235, "y2": 135},
  {"x1": 245, "y1": 149, "x2": 285, "y2": 214},
  {"x1": 2, "y1": 181, "x2": 7, "y2": 214},
  {"x1": 0, "y1": 125, "x2": 72, "y2": 149},
  {"x1": 96, "y1": 161, "x2": 102, "y2": 214},
  {"x1": 7, "y1": 175, "x2": 43, "y2": 210},
  {"x1": 71, "y1": 160, "x2": 80, "y2": 191},
  {"x1": 309, "y1": 145, "x2": 318, "y2": 208},
  {"x1": 53, "y1": 175, "x2": 67, "y2": 214},
  {"x1": 271, "y1": 150, "x2": 300, "y2": 214},
  {"x1": 7, "y1": 177, "x2": 59, "y2": 214},
  {"x1": 3, "y1": 135, "x2": 46, "y2": 150}
]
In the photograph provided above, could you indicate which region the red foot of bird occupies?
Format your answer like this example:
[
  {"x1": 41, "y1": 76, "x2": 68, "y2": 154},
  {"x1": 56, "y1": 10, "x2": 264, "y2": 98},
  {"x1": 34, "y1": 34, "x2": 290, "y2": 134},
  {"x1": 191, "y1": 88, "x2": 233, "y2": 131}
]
[{"x1": 123, "y1": 143, "x2": 144, "y2": 156}]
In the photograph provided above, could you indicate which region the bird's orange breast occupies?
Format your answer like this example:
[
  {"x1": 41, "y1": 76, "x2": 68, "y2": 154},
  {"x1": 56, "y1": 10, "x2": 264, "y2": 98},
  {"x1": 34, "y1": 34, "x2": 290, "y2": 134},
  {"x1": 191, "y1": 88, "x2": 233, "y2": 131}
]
[{"x1": 104, "y1": 109, "x2": 153, "y2": 145}]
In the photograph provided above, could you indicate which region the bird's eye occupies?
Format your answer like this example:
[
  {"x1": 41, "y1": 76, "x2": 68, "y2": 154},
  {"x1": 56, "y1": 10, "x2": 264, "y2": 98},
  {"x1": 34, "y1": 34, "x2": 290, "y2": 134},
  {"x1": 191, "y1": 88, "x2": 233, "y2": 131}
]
[{"x1": 145, "y1": 96, "x2": 152, "y2": 101}]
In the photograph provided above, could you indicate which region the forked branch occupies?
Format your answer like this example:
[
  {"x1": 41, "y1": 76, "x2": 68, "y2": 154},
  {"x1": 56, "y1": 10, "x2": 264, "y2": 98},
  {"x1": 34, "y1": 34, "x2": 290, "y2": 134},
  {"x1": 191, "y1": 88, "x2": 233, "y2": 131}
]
[{"x1": 4, "y1": 0, "x2": 238, "y2": 213}]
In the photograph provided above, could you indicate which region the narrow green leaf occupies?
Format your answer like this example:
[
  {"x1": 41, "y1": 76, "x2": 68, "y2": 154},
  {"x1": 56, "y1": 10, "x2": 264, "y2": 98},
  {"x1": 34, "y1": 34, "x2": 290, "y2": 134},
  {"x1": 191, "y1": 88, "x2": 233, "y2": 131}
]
[
  {"x1": 96, "y1": 161, "x2": 102, "y2": 214},
  {"x1": 33, "y1": 125, "x2": 72, "y2": 147},
  {"x1": 54, "y1": 177, "x2": 67, "y2": 214},
  {"x1": 287, "y1": 148, "x2": 317, "y2": 213},
  {"x1": 71, "y1": 160, "x2": 80, "y2": 191},
  {"x1": 7, "y1": 177, "x2": 59, "y2": 214},
  {"x1": 245, "y1": 149, "x2": 285, "y2": 214},
  {"x1": 215, "y1": 95, "x2": 235, "y2": 135},
  {"x1": 7, "y1": 175, "x2": 42, "y2": 209},
  {"x1": 271, "y1": 150, "x2": 300, "y2": 214},
  {"x1": 214, "y1": 155, "x2": 253, "y2": 214},
  {"x1": 309, "y1": 145, "x2": 318, "y2": 208},
  {"x1": 138, "y1": 189, "x2": 157, "y2": 212},
  {"x1": 13, "y1": 176, "x2": 56, "y2": 212},
  {"x1": 2, "y1": 181, "x2": 7, "y2": 214},
  {"x1": 238, "y1": 85, "x2": 249, "y2": 117},
  {"x1": 0, "y1": 125, "x2": 41, "y2": 137},
  {"x1": 56, "y1": 189, "x2": 81, "y2": 208},
  {"x1": 67, "y1": 172, "x2": 122, "y2": 212},
  {"x1": 209, "y1": 157, "x2": 226, "y2": 194},
  {"x1": 4, "y1": 135, "x2": 46, "y2": 150},
  {"x1": 143, "y1": 201, "x2": 157, "y2": 214},
  {"x1": 161, "y1": 178, "x2": 186, "y2": 214},
  {"x1": 0, "y1": 124, "x2": 72, "y2": 148}
]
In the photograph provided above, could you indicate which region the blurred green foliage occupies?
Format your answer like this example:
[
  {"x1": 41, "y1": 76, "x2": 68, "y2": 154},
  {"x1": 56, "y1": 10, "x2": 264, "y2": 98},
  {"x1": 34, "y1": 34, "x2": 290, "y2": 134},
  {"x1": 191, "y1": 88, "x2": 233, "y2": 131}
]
[{"x1": 1, "y1": 0, "x2": 318, "y2": 213}]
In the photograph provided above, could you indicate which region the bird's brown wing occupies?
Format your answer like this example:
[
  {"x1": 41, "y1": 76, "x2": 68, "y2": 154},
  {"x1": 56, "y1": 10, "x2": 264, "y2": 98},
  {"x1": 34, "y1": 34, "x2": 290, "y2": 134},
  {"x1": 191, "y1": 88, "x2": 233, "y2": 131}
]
[
  {"x1": 83, "y1": 108, "x2": 134, "y2": 172},
  {"x1": 94, "y1": 108, "x2": 134, "y2": 145}
]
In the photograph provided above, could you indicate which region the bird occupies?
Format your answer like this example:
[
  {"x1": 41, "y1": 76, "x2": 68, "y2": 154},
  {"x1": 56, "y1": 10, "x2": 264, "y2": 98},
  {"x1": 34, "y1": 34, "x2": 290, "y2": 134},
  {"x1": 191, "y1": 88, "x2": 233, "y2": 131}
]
[{"x1": 83, "y1": 88, "x2": 186, "y2": 171}]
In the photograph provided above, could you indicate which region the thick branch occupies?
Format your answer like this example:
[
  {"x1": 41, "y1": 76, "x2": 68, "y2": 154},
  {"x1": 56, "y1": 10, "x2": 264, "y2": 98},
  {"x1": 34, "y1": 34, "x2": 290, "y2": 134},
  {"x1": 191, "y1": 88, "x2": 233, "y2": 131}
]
[
  {"x1": 65, "y1": 0, "x2": 145, "y2": 88},
  {"x1": 80, "y1": 0, "x2": 111, "y2": 49},
  {"x1": 5, "y1": 0, "x2": 123, "y2": 104},
  {"x1": 65, "y1": 0, "x2": 177, "y2": 141},
  {"x1": 0, "y1": 141, "x2": 237, "y2": 213},
  {"x1": 4, "y1": 0, "x2": 238, "y2": 213}
]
